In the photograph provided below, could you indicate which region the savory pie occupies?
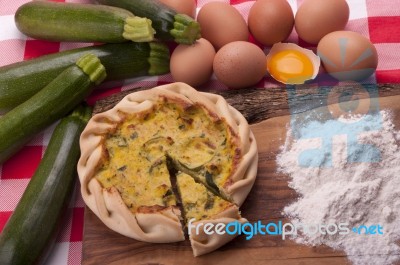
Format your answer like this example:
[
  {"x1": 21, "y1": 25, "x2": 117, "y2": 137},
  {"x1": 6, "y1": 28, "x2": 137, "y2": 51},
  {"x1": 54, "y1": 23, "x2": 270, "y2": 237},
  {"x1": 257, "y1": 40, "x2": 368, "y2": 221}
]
[
  {"x1": 176, "y1": 172, "x2": 247, "y2": 256},
  {"x1": 176, "y1": 172, "x2": 235, "y2": 223},
  {"x1": 78, "y1": 82, "x2": 258, "y2": 255}
]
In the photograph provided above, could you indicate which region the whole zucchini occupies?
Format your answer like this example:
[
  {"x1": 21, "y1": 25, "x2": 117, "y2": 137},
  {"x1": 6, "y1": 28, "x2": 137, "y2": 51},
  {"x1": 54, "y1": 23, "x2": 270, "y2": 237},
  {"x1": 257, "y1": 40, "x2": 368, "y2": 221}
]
[
  {"x1": 96, "y1": 0, "x2": 201, "y2": 44},
  {"x1": 0, "y1": 54, "x2": 106, "y2": 164},
  {"x1": 0, "y1": 105, "x2": 92, "y2": 265},
  {"x1": 0, "y1": 42, "x2": 169, "y2": 111},
  {"x1": 15, "y1": 1, "x2": 155, "y2": 43}
]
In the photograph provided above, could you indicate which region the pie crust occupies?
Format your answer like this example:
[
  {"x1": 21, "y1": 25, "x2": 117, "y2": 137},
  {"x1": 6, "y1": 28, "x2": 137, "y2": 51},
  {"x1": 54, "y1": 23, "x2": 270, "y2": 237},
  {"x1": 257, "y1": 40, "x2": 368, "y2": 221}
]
[{"x1": 77, "y1": 82, "x2": 258, "y2": 253}]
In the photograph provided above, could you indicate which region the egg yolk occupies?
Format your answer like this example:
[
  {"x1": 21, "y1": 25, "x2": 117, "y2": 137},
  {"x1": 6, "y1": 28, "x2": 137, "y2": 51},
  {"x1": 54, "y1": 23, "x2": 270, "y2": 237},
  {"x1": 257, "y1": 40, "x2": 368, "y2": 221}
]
[{"x1": 267, "y1": 49, "x2": 314, "y2": 84}]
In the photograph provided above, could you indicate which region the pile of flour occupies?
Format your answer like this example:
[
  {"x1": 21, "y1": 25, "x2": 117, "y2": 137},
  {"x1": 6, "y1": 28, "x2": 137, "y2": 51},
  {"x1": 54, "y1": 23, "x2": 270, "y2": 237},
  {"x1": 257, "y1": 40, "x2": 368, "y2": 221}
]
[{"x1": 277, "y1": 110, "x2": 400, "y2": 265}]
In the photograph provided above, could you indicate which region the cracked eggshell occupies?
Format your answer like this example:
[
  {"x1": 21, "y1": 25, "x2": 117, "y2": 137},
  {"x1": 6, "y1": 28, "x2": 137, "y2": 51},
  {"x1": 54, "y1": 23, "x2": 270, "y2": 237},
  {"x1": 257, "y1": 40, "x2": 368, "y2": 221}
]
[{"x1": 266, "y1": 43, "x2": 320, "y2": 84}]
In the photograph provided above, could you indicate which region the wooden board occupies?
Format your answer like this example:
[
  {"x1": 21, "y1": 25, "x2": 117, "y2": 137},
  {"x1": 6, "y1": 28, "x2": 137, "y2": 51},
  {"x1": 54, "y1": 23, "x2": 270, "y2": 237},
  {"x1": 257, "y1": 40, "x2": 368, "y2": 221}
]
[{"x1": 82, "y1": 88, "x2": 400, "y2": 265}]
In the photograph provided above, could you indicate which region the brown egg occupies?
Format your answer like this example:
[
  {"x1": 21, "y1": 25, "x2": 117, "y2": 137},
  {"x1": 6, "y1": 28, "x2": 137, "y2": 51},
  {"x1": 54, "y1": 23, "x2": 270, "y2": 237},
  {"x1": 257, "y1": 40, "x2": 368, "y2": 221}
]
[
  {"x1": 159, "y1": 0, "x2": 196, "y2": 18},
  {"x1": 317, "y1": 31, "x2": 378, "y2": 81},
  {"x1": 170, "y1": 38, "x2": 216, "y2": 86},
  {"x1": 213, "y1": 41, "x2": 266, "y2": 89},
  {"x1": 248, "y1": 0, "x2": 294, "y2": 46},
  {"x1": 197, "y1": 2, "x2": 249, "y2": 50},
  {"x1": 295, "y1": 0, "x2": 349, "y2": 44}
]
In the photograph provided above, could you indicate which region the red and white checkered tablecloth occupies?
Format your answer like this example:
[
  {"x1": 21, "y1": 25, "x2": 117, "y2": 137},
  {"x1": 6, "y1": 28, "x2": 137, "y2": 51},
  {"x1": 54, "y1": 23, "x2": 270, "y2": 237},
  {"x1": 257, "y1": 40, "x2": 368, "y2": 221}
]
[{"x1": 1, "y1": 0, "x2": 400, "y2": 264}]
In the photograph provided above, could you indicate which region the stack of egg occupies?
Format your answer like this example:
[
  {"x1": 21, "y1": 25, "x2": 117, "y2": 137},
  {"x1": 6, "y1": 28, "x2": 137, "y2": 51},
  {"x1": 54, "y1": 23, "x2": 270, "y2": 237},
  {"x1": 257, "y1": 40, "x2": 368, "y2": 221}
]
[{"x1": 165, "y1": 0, "x2": 378, "y2": 88}]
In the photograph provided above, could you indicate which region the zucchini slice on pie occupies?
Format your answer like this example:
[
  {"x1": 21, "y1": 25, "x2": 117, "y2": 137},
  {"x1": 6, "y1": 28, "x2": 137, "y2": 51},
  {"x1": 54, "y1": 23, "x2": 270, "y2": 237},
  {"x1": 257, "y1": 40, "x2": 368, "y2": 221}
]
[
  {"x1": 176, "y1": 172, "x2": 235, "y2": 223},
  {"x1": 78, "y1": 82, "x2": 258, "y2": 253},
  {"x1": 176, "y1": 172, "x2": 247, "y2": 256}
]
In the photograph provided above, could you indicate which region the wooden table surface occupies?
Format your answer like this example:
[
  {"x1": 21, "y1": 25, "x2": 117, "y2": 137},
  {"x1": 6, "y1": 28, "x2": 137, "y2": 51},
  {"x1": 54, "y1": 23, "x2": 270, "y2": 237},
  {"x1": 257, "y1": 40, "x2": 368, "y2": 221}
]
[{"x1": 82, "y1": 83, "x2": 400, "y2": 265}]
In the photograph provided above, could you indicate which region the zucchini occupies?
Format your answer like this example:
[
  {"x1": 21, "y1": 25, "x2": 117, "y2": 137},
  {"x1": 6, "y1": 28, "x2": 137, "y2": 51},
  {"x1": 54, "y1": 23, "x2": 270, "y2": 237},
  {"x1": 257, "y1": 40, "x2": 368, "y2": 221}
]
[
  {"x1": 0, "y1": 54, "x2": 106, "y2": 164},
  {"x1": 0, "y1": 42, "x2": 169, "y2": 111},
  {"x1": 0, "y1": 105, "x2": 92, "y2": 265},
  {"x1": 169, "y1": 158, "x2": 222, "y2": 198},
  {"x1": 96, "y1": 0, "x2": 201, "y2": 44},
  {"x1": 15, "y1": 1, "x2": 155, "y2": 43}
]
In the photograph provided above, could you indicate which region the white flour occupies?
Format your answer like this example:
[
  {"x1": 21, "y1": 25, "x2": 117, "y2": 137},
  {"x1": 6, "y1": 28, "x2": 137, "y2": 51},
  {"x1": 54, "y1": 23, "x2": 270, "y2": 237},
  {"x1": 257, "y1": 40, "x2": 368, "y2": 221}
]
[{"x1": 277, "y1": 110, "x2": 400, "y2": 265}]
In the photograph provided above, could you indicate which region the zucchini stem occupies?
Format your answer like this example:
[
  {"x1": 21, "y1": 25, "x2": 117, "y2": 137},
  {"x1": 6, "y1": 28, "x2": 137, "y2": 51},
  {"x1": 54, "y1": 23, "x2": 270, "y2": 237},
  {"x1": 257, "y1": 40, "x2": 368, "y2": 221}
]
[
  {"x1": 76, "y1": 54, "x2": 107, "y2": 85},
  {"x1": 70, "y1": 105, "x2": 93, "y2": 123},
  {"x1": 148, "y1": 42, "x2": 170, "y2": 75},
  {"x1": 170, "y1": 14, "x2": 201, "y2": 45},
  {"x1": 123, "y1": 17, "x2": 155, "y2": 42}
]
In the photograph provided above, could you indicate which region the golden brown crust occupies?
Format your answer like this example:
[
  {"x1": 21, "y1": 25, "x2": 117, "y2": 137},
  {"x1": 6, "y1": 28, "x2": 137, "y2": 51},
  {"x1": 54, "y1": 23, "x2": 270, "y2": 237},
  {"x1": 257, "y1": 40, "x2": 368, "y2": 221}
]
[
  {"x1": 189, "y1": 205, "x2": 247, "y2": 257},
  {"x1": 137, "y1": 205, "x2": 179, "y2": 214},
  {"x1": 77, "y1": 82, "x2": 258, "y2": 248}
]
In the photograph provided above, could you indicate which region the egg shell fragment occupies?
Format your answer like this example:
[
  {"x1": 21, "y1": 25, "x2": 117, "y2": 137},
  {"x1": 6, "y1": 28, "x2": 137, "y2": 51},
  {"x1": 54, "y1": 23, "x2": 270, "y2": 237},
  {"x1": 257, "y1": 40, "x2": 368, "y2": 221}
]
[
  {"x1": 170, "y1": 38, "x2": 216, "y2": 87},
  {"x1": 248, "y1": 0, "x2": 294, "y2": 46},
  {"x1": 197, "y1": 2, "x2": 249, "y2": 50},
  {"x1": 213, "y1": 41, "x2": 266, "y2": 89},
  {"x1": 317, "y1": 31, "x2": 378, "y2": 81},
  {"x1": 266, "y1": 43, "x2": 321, "y2": 84},
  {"x1": 295, "y1": 0, "x2": 349, "y2": 44}
]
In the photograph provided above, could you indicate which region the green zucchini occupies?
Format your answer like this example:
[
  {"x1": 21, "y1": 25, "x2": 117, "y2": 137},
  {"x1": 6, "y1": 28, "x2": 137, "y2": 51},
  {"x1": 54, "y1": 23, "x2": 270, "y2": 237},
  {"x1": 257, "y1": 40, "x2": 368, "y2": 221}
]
[
  {"x1": 0, "y1": 54, "x2": 106, "y2": 164},
  {"x1": 0, "y1": 42, "x2": 169, "y2": 111},
  {"x1": 15, "y1": 1, "x2": 155, "y2": 43},
  {"x1": 168, "y1": 158, "x2": 222, "y2": 199},
  {"x1": 0, "y1": 105, "x2": 92, "y2": 265},
  {"x1": 96, "y1": 0, "x2": 201, "y2": 44}
]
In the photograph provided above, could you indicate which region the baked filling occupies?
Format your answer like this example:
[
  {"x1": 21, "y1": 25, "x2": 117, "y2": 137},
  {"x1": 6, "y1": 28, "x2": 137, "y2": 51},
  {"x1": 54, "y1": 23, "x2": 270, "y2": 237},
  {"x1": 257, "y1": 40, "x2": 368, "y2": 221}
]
[
  {"x1": 94, "y1": 100, "x2": 241, "y2": 220},
  {"x1": 176, "y1": 172, "x2": 235, "y2": 223}
]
